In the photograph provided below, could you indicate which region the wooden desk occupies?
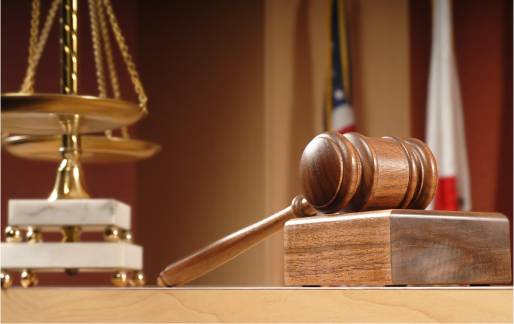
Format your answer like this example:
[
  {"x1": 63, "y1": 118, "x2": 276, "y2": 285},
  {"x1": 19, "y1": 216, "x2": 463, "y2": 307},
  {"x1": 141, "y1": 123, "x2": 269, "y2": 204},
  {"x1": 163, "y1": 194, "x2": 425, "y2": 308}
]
[{"x1": 2, "y1": 287, "x2": 512, "y2": 323}]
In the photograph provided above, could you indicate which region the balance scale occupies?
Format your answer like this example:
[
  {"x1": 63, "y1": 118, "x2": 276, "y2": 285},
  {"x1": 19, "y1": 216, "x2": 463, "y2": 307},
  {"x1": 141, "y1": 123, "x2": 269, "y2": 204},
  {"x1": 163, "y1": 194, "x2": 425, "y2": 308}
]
[{"x1": 1, "y1": 0, "x2": 159, "y2": 288}]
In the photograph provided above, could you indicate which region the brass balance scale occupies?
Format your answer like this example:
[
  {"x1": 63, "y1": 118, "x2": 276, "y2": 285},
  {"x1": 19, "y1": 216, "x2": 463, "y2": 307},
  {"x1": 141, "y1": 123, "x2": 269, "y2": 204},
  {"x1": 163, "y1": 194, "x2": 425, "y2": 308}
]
[{"x1": 1, "y1": 0, "x2": 159, "y2": 288}]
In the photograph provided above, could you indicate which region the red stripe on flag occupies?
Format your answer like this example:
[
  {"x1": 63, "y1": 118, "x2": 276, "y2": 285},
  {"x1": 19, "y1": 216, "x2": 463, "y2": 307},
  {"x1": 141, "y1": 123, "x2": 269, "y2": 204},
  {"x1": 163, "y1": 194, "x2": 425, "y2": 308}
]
[
  {"x1": 337, "y1": 124, "x2": 356, "y2": 134},
  {"x1": 435, "y1": 176, "x2": 458, "y2": 210}
]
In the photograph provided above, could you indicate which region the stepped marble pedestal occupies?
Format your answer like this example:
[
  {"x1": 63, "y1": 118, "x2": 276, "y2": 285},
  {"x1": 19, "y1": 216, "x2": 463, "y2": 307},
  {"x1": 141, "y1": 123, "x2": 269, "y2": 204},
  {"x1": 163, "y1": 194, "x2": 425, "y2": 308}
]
[{"x1": 1, "y1": 199, "x2": 144, "y2": 288}]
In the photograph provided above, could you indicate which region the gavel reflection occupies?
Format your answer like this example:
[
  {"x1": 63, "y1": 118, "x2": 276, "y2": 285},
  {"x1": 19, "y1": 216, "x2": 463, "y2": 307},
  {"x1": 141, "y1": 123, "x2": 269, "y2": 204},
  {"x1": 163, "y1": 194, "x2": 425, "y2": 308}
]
[{"x1": 158, "y1": 132, "x2": 438, "y2": 286}]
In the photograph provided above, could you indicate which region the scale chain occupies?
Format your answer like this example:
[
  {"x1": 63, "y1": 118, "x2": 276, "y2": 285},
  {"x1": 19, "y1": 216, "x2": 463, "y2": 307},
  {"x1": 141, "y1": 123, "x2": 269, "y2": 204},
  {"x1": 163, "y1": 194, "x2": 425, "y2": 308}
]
[
  {"x1": 97, "y1": 0, "x2": 121, "y2": 138},
  {"x1": 97, "y1": 0, "x2": 120, "y2": 100},
  {"x1": 26, "y1": 0, "x2": 40, "y2": 93},
  {"x1": 102, "y1": 0, "x2": 148, "y2": 114},
  {"x1": 91, "y1": 0, "x2": 128, "y2": 138},
  {"x1": 20, "y1": 0, "x2": 61, "y2": 93},
  {"x1": 88, "y1": 0, "x2": 107, "y2": 98}
]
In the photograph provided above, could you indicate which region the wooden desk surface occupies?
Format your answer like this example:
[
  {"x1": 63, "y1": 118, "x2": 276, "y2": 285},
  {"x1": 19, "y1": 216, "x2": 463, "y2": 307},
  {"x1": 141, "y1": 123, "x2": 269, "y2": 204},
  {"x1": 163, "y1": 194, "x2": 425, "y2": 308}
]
[{"x1": 2, "y1": 286, "x2": 512, "y2": 323}]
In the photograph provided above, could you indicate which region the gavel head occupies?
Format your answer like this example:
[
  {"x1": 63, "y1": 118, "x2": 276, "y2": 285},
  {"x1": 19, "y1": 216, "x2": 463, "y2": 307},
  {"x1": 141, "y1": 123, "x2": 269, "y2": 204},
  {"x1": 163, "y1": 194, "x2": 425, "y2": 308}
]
[{"x1": 299, "y1": 132, "x2": 438, "y2": 214}]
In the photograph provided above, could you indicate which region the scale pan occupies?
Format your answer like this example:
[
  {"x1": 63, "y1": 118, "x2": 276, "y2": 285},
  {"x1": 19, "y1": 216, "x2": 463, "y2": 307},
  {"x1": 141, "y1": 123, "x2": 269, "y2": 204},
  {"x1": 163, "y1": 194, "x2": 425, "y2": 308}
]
[
  {"x1": 1, "y1": 93, "x2": 145, "y2": 135},
  {"x1": 3, "y1": 135, "x2": 161, "y2": 163}
]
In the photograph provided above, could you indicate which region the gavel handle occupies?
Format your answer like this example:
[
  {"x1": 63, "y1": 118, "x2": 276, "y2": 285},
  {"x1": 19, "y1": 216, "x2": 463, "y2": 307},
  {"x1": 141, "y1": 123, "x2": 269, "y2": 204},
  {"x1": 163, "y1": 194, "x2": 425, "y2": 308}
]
[{"x1": 158, "y1": 196, "x2": 315, "y2": 286}]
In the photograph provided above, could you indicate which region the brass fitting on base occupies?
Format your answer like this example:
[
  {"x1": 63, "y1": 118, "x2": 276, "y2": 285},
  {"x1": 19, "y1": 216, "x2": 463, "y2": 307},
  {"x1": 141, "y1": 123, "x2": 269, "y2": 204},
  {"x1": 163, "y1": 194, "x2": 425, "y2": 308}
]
[
  {"x1": 129, "y1": 271, "x2": 145, "y2": 287},
  {"x1": 1, "y1": 272, "x2": 13, "y2": 289},
  {"x1": 26, "y1": 227, "x2": 43, "y2": 243},
  {"x1": 4, "y1": 226, "x2": 23, "y2": 243},
  {"x1": 20, "y1": 269, "x2": 38, "y2": 288},
  {"x1": 112, "y1": 270, "x2": 129, "y2": 287}
]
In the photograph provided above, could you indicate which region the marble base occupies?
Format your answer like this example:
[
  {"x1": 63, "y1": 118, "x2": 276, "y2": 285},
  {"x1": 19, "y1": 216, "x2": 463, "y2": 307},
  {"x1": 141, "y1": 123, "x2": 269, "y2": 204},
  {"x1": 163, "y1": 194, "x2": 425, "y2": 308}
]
[
  {"x1": 1, "y1": 242, "x2": 142, "y2": 271},
  {"x1": 8, "y1": 199, "x2": 131, "y2": 230}
]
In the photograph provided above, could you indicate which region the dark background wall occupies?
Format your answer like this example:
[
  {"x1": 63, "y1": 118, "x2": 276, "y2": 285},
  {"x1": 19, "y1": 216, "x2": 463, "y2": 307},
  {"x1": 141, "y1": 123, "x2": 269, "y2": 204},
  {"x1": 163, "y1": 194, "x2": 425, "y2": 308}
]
[{"x1": 135, "y1": 0, "x2": 267, "y2": 285}]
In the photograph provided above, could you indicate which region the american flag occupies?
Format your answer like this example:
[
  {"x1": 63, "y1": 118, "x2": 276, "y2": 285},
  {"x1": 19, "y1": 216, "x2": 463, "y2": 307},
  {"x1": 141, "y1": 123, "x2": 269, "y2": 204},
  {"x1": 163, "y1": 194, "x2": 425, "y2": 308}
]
[{"x1": 325, "y1": 0, "x2": 355, "y2": 133}]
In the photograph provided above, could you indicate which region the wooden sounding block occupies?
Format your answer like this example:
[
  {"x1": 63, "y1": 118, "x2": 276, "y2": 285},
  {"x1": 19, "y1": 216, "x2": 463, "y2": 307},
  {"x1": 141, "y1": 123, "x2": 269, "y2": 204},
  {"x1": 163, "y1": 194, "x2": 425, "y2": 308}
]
[{"x1": 284, "y1": 209, "x2": 512, "y2": 286}]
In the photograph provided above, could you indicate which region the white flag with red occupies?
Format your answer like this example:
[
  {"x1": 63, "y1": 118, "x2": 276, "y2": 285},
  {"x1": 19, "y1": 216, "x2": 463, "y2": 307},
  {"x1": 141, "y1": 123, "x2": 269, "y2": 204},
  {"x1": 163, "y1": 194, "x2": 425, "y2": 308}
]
[{"x1": 426, "y1": 0, "x2": 472, "y2": 210}]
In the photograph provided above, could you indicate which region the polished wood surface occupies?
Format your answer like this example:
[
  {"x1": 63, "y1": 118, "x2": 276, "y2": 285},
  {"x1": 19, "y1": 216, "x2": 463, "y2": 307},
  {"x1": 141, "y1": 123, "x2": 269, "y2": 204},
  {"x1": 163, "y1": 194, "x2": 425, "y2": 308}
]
[
  {"x1": 299, "y1": 132, "x2": 362, "y2": 213},
  {"x1": 160, "y1": 131, "x2": 438, "y2": 286},
  {"x1": 300, "y1": 132, "x2": 437, "y2": 213},
  {"x1": 2, "y1": 287, "x2": 512, "y2": 323},
  {"x1": 284, "y1": 209, "x2": 512, "y2": 286},
  {"x1": 390, "y1": 210, "x2": 511, "y2": 284}
]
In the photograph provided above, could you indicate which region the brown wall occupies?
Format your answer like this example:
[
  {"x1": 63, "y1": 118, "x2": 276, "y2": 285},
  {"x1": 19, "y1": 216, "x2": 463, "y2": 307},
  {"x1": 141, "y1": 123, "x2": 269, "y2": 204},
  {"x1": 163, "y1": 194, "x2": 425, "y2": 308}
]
[
  {"x1": 350, "y1": 0, "x2": 411, "y2": 137},
  {"x1": 410, "y1": 0, "x2": 513, "y2": 231},
  {"x1": 135, "y1": 0, "x2": 268, "y2": 285}
]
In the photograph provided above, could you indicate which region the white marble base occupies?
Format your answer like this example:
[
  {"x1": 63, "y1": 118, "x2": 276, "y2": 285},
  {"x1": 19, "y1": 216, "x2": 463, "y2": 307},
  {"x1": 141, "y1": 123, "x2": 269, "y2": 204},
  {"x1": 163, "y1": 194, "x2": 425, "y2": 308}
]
[
  {"x1": 1, "y1": 242, "x2": 142, "y2": 271},
  {"x1": 8, "y1": 199, "x2": 131, "y2": 230}
]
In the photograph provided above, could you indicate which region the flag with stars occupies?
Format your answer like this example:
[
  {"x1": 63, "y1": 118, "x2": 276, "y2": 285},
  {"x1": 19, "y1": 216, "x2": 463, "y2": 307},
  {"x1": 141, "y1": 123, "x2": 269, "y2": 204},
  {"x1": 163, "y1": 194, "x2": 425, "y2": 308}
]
[{"x1": 325, "y1": 0, "x2": 355, "y2": 133}]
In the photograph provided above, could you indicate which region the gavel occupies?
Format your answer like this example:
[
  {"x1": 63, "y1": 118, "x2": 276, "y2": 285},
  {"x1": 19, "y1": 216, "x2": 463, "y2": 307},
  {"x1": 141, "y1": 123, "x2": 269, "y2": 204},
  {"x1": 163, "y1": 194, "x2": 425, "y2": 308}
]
[{"x1": 158, "y1": 132, "x2": 438, "y2": 286}]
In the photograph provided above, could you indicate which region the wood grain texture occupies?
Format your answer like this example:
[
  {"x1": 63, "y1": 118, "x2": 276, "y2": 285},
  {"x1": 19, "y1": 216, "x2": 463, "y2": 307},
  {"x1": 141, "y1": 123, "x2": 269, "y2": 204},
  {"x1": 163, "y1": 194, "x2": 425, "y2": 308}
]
[
  {"x1": 299, "y1": 133, "x2": 362, "y2": 213},
  {"x1": 284, "y1": 211, "x2": 393, "y2": 285},
  {"x1": 345, "y1": 134, "x2": 410, "y2": 210},
  {"x1": 284, "y1": 209, "x2": 511, "y2": 286},
  {"x1": 404, "y1": 138, "x2": 438, "y2": 209},
  {"x1": 390, "y1": 210, "x2": 512, "y2": 284},
  {"x1": 299, "y1": 132, "x2": 437, "y2": 213},
  {"x1": 2, "y1": 287, "x2": 512, "y2": 323}
]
